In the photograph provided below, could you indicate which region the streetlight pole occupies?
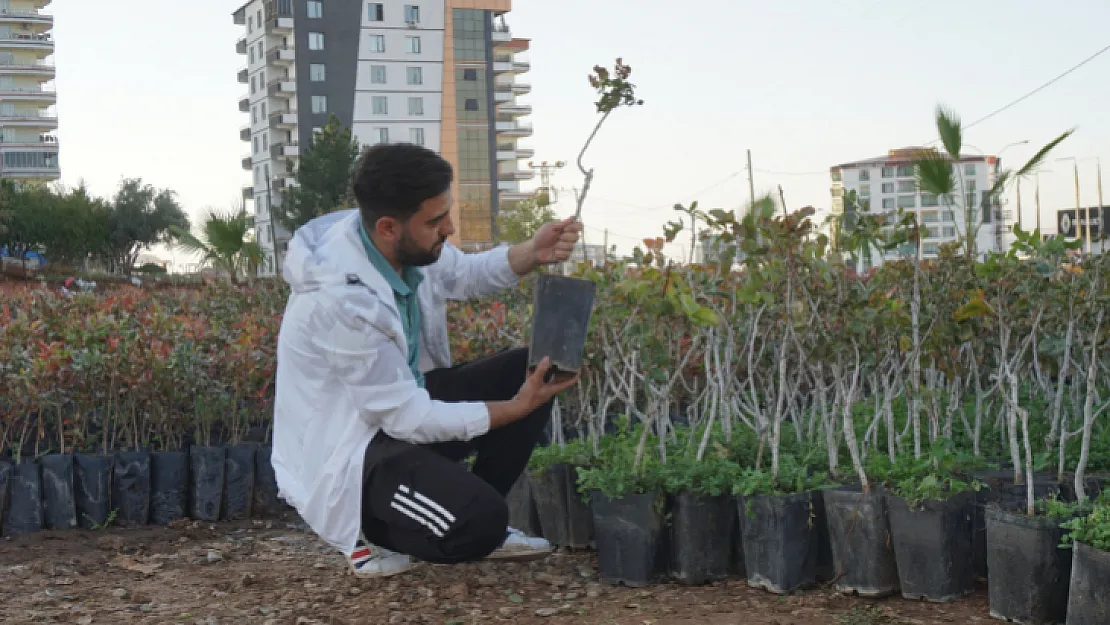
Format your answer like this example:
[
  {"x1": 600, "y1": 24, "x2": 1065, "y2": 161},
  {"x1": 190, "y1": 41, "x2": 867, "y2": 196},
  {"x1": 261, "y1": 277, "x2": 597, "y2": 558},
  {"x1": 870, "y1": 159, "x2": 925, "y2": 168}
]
[{"x1": 1057, "y1": 157, "x2": 1088, "y2": 255}]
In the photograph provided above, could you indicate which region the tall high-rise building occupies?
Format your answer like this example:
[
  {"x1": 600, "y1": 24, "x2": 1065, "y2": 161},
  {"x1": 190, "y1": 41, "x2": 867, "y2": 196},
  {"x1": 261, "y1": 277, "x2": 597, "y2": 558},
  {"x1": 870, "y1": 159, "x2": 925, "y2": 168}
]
[
  {"x1": 233, "y1": 0, "x2": 534, "y2": 271},
  {"x1": 830, "y1": 146, "x2": 1006, "y2": 267},
  {"x1": 0, "y1": 0, "x2": 58, "y2": 184}
]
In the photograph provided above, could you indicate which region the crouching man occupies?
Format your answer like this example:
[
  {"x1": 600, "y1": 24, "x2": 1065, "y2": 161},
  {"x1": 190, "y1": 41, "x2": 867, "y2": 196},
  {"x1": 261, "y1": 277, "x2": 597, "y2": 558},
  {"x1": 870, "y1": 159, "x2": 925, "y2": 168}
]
[{"x1": 272, "y1": 143, "x2": 582, "y2": 578}]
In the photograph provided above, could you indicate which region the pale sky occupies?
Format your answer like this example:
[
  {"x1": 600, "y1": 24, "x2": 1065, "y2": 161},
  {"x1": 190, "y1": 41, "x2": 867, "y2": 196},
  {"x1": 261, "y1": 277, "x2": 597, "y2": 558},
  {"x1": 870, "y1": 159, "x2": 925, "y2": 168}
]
[{"x1": 53, "y1": 0, "x2": 1110, "y2": 261}]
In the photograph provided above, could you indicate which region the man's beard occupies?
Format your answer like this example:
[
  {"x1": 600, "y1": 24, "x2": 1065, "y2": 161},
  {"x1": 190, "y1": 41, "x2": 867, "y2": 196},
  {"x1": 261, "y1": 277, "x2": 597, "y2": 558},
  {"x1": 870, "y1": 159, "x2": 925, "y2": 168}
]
[{"x1": 396, "y1": 230, "x2": 445, "y2": 267}]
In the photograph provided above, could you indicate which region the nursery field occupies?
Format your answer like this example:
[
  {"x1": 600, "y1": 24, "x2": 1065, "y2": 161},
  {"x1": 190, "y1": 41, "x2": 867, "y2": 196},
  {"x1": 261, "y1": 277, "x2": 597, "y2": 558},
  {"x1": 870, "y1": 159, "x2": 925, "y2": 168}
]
[{"x1": 0, "y1": 520, "x2": 990, "y2": 625}]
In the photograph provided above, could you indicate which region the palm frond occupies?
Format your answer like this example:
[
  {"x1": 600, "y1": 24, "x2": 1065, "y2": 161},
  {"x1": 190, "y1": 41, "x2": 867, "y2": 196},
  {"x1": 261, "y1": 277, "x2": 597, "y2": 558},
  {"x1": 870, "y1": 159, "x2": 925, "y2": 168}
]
[
  {"x1": 1015, "y1": 128, "x2": 1075, "y2": 178},
  {"x1": 915, "y1": 152, "x2": 956, "y2": 197},
  {"x1": 170, "y1": 225, "x2": 211, "y2": 257},
  {"x1": 935, "y1": 105, "x2": 963, "y2": 160}
]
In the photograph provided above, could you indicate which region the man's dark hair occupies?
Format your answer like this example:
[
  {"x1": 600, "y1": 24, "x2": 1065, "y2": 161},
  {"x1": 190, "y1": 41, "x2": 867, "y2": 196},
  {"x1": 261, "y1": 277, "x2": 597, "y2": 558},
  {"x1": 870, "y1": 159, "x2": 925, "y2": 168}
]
[{"x1": 352, "y1": 143, "x2": 454, "y2": 227}]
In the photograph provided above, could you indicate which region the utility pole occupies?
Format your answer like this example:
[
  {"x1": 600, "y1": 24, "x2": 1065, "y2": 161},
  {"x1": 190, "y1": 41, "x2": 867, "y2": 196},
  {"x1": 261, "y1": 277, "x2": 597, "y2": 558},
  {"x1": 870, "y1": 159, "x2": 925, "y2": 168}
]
[
  {"x1": 1074, "y1": 160, "x2": 1089, "y2": 255},
  {"x1": 1015, "y1": 177, "x2": 1022, "y2": 231},
  {"x1": 528, "y1": 160, "x2": 566, "y2": 205},
  {"x1": 746, "y1": 149, "x2": 756, "y2": 214},
  {"x1": 603, "y1": 228, "x2": 609, "y2": 265}
]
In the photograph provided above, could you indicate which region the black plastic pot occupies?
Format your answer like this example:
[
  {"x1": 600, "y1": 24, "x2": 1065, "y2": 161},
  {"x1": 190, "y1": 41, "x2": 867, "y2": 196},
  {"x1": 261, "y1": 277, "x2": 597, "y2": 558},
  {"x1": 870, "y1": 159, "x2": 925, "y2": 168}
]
[
  {"x1": 1067, "y1": 542, "x2": 1110, "y2": 624},
  {"x1": 729, "y1": 503, "x2": 747, "y2": 578},
  {"x1": 112, "y1": 451, "x2": 151, "y2": 526},
  {"x1": 886, "y1": 491, "x2": 975, "y2": 602},
  {"x1": 812, "y1": 488, "x2": 836, "y2": 582},
  {"x1": 74, "y1": 453, "x2": 113, "y2": 530},
  {"x1": 223, "y1": 445, "x2": 255, "y2": 521},
  {"x1": 0, "y1": 460, "x2": 10, "y2": 532},
  {"x1": 972, "y1": 469, "x2": 1061, "y2": 580},
  {"x1": 591, "y1": 490, "x2": 664, "y2": 587},
  {"x1": 985, "y1": 506, "x2": 1072, "y2": 624},
  {"x1": 150, "y1": 451, "x2": 188, "y2": 525},
  {"x1": 527, "y1": 274, "x2": 596, "y2": 377},
  {"x1": 531, "y1": 464, "x2": 593, "y2": 548},
  {"x1": 40, "y1": 454, "x2": 77, "y2": 530},
  {"x1": 190, "y1": 446, "x2": 225, "y2": 521},
  {"x1": 506, "y1": 471, "x2": 541, "y2": 537},
  {"x1": 739, "y1": 492, "x2": 819, "y2": 594},
  {"x1": 253, "y1": 446, "x2": 284, "y2": 517},
  {"x1": 823, "y1": 486, "x2": 900, "y2": 597},
  {"x1": 3, "y1": 460, "x2": 43, "y2": 536},
  {"x1": 669, "y1": 492, "x2": 733, "y2": 585}
]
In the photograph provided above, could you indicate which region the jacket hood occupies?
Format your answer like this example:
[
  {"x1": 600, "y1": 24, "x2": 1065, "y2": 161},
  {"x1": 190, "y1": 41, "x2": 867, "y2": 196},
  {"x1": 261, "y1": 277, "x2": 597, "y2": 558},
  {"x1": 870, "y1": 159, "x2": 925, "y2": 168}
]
[{"x1": 282, "y1": 209, "x2": 363, "y2": 293}]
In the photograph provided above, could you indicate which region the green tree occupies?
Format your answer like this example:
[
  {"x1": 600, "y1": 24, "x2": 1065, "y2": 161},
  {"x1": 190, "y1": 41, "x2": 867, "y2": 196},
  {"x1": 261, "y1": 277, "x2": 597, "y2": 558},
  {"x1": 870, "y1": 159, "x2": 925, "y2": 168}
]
[
  {"x1": 103, "y1": 178, "x2": 190, "y2": 275},
  {"x1": 171, "y1": 207, "x2": 266, "y2": 283},
  {"x1": 277, "y1": 114, "x2": 361, "y2": 231},
  {"x1": 498, "y1": 197, "x2": 556, "y2": 244}
]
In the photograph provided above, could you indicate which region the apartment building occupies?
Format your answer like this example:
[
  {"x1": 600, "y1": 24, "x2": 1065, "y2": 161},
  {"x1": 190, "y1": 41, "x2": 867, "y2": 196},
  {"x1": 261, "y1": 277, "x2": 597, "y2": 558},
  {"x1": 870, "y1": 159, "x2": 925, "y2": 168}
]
[
  {"x1": 830, "y1": 147, "x2": 1007, "y2": 267},
  {"x1": 0, "y1": 0, "x2": 58, "y2": 184},
  {"x1": 232, "y1": 0, "x2": 534, "y2": 271}
]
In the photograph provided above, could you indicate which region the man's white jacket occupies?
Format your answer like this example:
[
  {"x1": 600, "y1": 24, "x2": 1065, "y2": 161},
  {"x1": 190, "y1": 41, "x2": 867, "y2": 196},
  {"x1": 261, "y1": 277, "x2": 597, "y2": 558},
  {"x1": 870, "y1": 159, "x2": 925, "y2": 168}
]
[{"x1": 272, "y1": 209, "x2": 522, "y2": 555}]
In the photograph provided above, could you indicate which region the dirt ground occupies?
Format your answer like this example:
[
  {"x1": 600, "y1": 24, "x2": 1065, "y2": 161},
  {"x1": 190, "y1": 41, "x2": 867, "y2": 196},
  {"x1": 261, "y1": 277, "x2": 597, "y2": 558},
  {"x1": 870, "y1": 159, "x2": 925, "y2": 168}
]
[{"x1": 0, "y1": 519, "x2": 991, "y2": 625}]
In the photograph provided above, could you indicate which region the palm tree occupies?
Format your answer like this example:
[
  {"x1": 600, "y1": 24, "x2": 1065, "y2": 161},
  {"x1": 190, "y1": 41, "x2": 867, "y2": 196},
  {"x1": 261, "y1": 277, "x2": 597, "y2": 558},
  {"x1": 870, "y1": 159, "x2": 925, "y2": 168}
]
[
  {"x1": 171, "y1": 207, "x2": 266, "y2": 283},
  {"x1": 915, "y1": 105, "x2": 1073, "y2": 260}
]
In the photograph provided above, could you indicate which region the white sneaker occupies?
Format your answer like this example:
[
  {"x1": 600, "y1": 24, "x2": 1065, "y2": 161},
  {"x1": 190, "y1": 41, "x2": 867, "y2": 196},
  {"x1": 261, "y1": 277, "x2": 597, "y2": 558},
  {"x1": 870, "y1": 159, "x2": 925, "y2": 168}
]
[
  {"x1": 486, "y1": 527, "x2": 553, "y2": 562},
  {"x1": 348, "y1": 532, "x2": 417, "y2": 578}
]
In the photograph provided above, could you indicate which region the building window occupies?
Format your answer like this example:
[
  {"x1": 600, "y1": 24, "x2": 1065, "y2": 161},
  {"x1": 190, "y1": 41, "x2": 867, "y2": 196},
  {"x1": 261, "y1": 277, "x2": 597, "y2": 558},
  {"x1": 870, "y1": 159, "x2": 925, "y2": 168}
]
[
  {"x1": 313, "y1": 126, "x2": 323, "y2": 135},
  {"x1": 921, "y1": 193, "x2": 939, "y2": 207},
  {"x1": 250, "y1": 75, "x2": 257, "y2": 94},
  {"x1": 943, "y1": 226, "x2": 956, "y2": 238},
  {"x1": 312, "y1": 95, "x2": 328, "y2": 113},
  {"x1": 372, "y1": 96, "x2": 388, "y2": 115},
  {"x1": 252, "y1": 106, "x2": 258, "y2": 124},
  {"x1": 943, "y1": 210, "x2": 955, "y2": 222},
  {"x1": 408, "y1": 97, "x2": 424, "y2": 116},
  {"x1": 882, "y1": 167, "x2": 895, "y2": 178},
  {"x1": 858, "y1": 169, "x2": 870, "y2": 181},
  {"x1": 968, "y1": 179, "x2": 977, "y2": 192},
  {"x1": 257, "y1": 9, "x2": 262, "y2": 25},
  {"x1": 463, "y1": 69, "x2": 478, "y2": 81},
  {"x1": 406, "y1": 36, "x2": 421, "y2": 53},
  {"x1": 882, "y1": 198, "x2": 895, "y2": 209},
  {"x1": 248, "y1": 16, "x2": 253, "y2": 31},
  {"x1": 261, "y1": 101, "x2": 267, "y2": 116},
  {"x1": 307, "y1": 1, "x2": 323, "y2": 18},
  {"x1": 406, "y1": 67, "x2": 423, "y2": 85},
  {"x1": 368, "y1": 3, "x2": 384, "y2": 21},
  {"x1": 897, "y1": 165, "x2": 914, "y2": 177},
  {"x1": 404, "y1": 5, "x2": 420, "y2": 23},
  {"x1": 410, "y1": 128, "x2": 424, "y2": 146},
  {"x1": 464, "y1": 98, "x2": 479, "y2": 111},
  {"x1": 881, "y1": 182, "x2": 894, "y2": 194},
  {"x1": 310, "y1": 63, "x2": 326, "y2": 82},
  {"x1": 262, "y1": 134, "x2": 268, "y2": 150},
  {"x1": 859, "y1": 184, "x2": 870, "y2": 197},
  {"x1": 253, "y1": 136, "x2": 260, "y2": 154},
  {"x1": 922, "y1": 211, "x2": 939, "y2": 223},
  {"x1": 897, "y1": 180, "x2": 915, "y2": 193},
  {"x1": 258, "y1": 42, "x2": 264, "y2": 58},
  {"x1": 897, "y1": 195, "x2": 916, "y2": 209},
  {"x1": 369, "y1": 35, "x2": 386, "y2": 53},
  {"x1": 309, "y1": 32, "x2": 325, "y2": 50},
  {"x1": 923, "y1": 244, "x2": 939, "y2": 256},
  {"x1": 249, "y1": 46, "x2": 256, "y2": 64},
  {"x1": 373, "y1": 127, "x2": 389, "y2": 144},
  {"x1": 370, "y1": 65, "x2": 387, "y2": 83},
  {"x1": 964, "y1": 163, "x2": 976, "y2": 176}
]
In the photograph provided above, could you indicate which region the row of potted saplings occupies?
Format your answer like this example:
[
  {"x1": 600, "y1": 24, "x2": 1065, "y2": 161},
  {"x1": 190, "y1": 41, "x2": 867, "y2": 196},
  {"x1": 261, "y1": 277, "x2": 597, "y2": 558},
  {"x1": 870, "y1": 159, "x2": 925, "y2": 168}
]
[
  {"x1": 0, "y1": 444, "x2": 289, "y2": 536},
  {"x1": 510, "y1": 463, "x2": 1110, "y2": 625}
]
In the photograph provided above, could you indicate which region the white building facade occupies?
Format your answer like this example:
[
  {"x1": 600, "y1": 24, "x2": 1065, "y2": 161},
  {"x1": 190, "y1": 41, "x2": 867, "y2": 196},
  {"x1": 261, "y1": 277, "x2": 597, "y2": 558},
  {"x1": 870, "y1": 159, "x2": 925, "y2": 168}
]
[
  {"x1": 233, "y1": 0, "x2": 534, "y2": 273},
  {"x1": 0, "y1": 0, "x2": 57, "y2": 184},
  {"x1": 830, "y1": 147, "x2": 1008, "y2": 268}
]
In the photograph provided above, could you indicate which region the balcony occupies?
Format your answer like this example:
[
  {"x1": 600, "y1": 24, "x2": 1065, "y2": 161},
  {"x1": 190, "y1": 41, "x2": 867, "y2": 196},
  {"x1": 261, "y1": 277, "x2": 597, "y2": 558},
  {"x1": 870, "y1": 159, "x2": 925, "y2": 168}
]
[
  {"x1": 0, "y1": 163, "x2": 59, "y2": 179},
  {"x1": 240, "y1": 125, "x2": 251, "y2": 141},
  {"x1": 242, "y1": 156, "x2": 252, "y2": 170},
  {"x1": 266, "y1": 44, "x2": 295, "y2": 65},
  {"x1": 491, "y1": 24, "x2": 511, "y2": 43},
  {"x1": 233, "y1": 7, "x2": 246, "y2": 25},
  {"x1": 0, "y1": 112, "x2": 56, "y2": 127},
  {"x1": 500, "y1": 190, "x2": 535, "y2": 202},
  {"x1": 271, "y1": 142, "x2": 299, "y2": 159},
  {"x1": 237, "y1": 68, "x2": 248, "y2": 84},
  {"x1": 269, "y1": 111, "x2": 298, "y2": 129},
  {"x1": 242, "y1": 186, "x2": 254, "y2": 200},
  {"x1": 236, "y1": 37, "x2": 247, "y2": 55},
  {"x1": 239, "y1": 96, "x2": 249, "y2": 112},
  {"x1": 495, "y1": 145, "x2": 534, "y2": 161},
  {"x1": 0, "y1": 60, "x2": 54, "y2": 77},
  {"x1": 272, "y1": 176, "x2": 298, "y2": 191},
  {"x1": 265, "y1": 17, "x2": 294, "y2": 34},
  {"x1": 0, "y1": 32, "x2": 53, "y2": 51},
  {"x1": 0, "y1": 10, "x2": 53, "y2": 31},
  {"x1": 497, "y1": 102, "x2": 531, "y2": 116},
  {"x1": 495, "y1": 121, "x2": 532, "y2": 137},
  {"x1": 0, "y1": 87, "x2": 55, "y2": 103},
  {"x1": 267, "y1": 78, "x2": 295, "y2": 98},
  {"x1": 498, "y1": 170, "x2": 535, "y2": 182},
  {"x1": 0, "y1": 137, "x2": 58, "y2": 151},
  {"x1": 493, "y1": 89, "x2": 512, "y2": 102}
]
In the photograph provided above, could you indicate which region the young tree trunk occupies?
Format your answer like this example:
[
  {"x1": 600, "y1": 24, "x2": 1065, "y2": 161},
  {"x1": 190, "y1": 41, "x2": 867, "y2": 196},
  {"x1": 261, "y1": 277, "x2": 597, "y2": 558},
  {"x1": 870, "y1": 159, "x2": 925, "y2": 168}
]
[{"x1": 1074, "y1": 311, "x2": 1104, "y2": 503}]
